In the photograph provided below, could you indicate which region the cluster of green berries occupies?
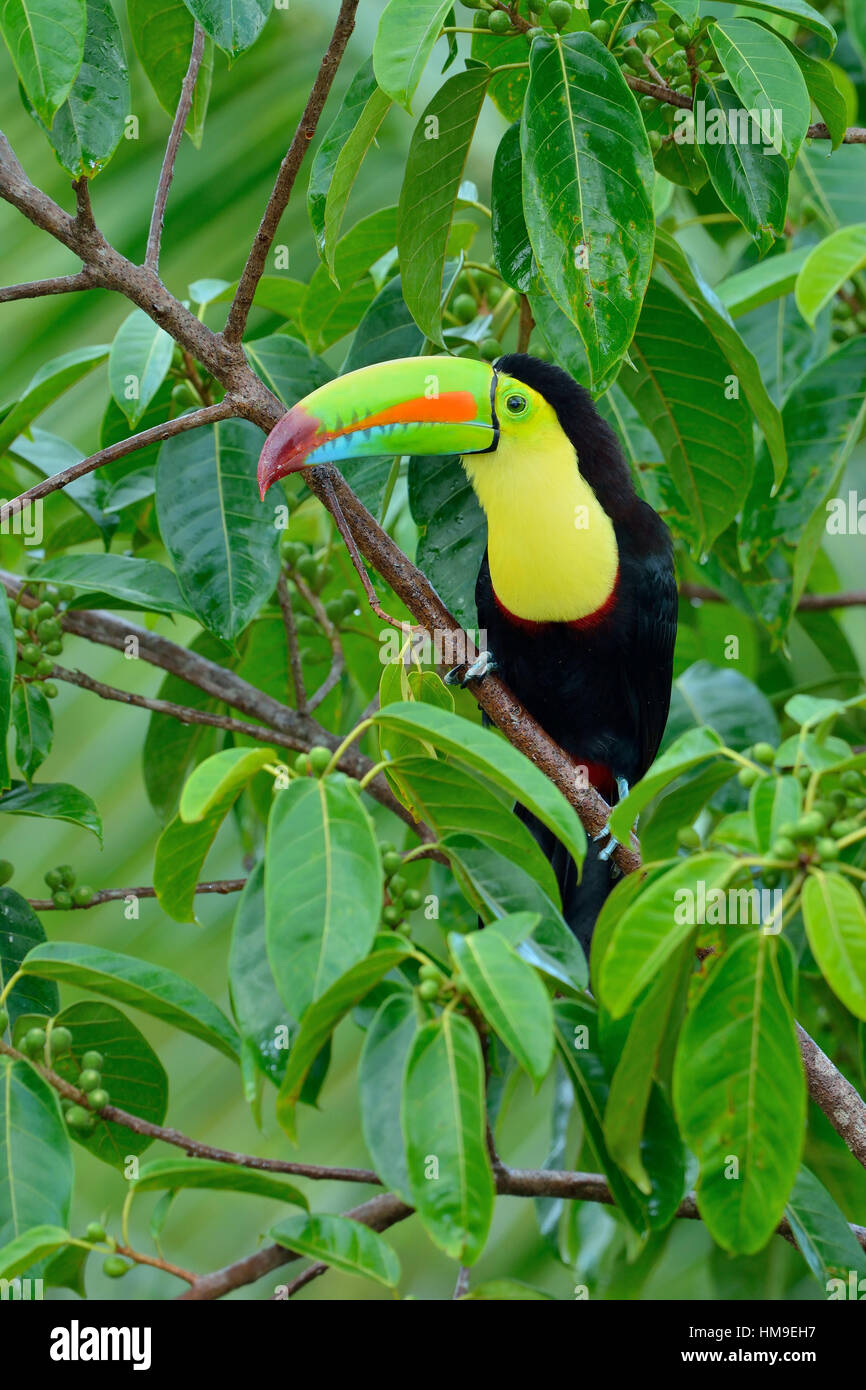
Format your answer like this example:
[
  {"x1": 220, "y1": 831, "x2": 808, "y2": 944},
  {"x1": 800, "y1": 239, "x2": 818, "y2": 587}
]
[
  {"x1": 380, "y1": 843, "x2": 423, "y2": 928},
  {"x1": 77, "y1": 1219, "x2": 130, "y2": 1279},
  {"x1": 449, "y1": 271, "x2": 551, "y2": 364},
  {"x1": 417, "y1": 960, "x2": 448, "y2": 1002},
  {"x1": 59, "y1": 1044, "x2": 110, "y2": 1135},
  {"x1": 736, "y1": 755, "x2": 865, "y2": 888},
  {"x1": 18, "y1": 1024, "x2": 109, "y2": 1129},
  {"x1": 279, "y1": 536, "x2": 357, "y2": 630},
  {"x1": 44, "y1": 862, "x2": 95, "y2": 909},
  {"x1": 294, "y1": 745, "x2": 333, "y2": 778},
  {"x1": 9, "y1": 583, "x2": 75, "y2": 697}
]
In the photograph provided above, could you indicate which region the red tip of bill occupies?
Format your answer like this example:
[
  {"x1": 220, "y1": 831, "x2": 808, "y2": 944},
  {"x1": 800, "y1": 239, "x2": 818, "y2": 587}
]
[{"x1": 257, "y1": 406, "x2": 321, "y2": 499}]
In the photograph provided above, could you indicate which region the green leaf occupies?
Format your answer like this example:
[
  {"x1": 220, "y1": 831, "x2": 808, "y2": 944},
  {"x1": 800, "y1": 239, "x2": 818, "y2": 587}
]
[
  {"x1": 229, "y1": 862, "x2": 291, "y2": 1089},
  {"x1": 358, "y1": 993, "x2": 417, "y2": 1202},
  {"x1": 25, "y1": 0, "x2": 128, "y2": 177},
  {"x1": 266, "y1": 776, "x2": 384, "y2": 1021},
  {"x1": 275, "y1": 938, "x2": 411, "y2": 1140},
  {"x1": 717, "y1": 0, "x2": 835, "y2": 54},
  {"x1": 43, "y1": 1240, "x2": 88, "y2": 1295},
  {"x1": 128, "y1": 0, "x2": 212, "y2": 146},
  {"x1": 0, "y1": 0, "x2": 85, "y2": 125},
  {"x1": 302, "y1": 206, "x2": 398, "y2": 352},
  {"x1": 779, "y1": 34, "x2": 847, "y2": 150},
  {"x1": 11, "y1": 683, "x2": 52, "y2": 783},
  {"x1": 156, "y1": 417, "x2": 280, "y2": 643},
  {"x1": 408, "y1": 452, "x2": 486, "y2": 629},
  {"x1": 403, "y1": 1011, "x2": 494, "y2": 1265},
  {"x1": 0, "y1": 594, "x2": 12, "y2": 791},
  {"x1": 34, "y1": 553, "x2": 192, "y2": 616},
  {"x1": 244, "y1": 334, "x2": 332, "y2": 406},
  {"x1": 801, "y1": 871, "x2": 866, "y2": 1021},
  {"x1": 785, "y1": 1165, "x2": 866, "y2": 1286},
  {"x1": 0, "y1": 780, "x2": 102, "y2": 841},
  {"x1": 609, "y1": 727, "x2": 725, "y2": 843},
  {"x1": 53, "y1": 1001, "x2": 168, "y2": 1169},
  {"x1": 795, "y1": 224, "x2": 866, "y2": 326},
  {"x1": 848, "y1": 0, "x2": 866, "y2": 66},
  {"x1": 599, "y1": 853, "x2": 740, "y2": 1018},
  {"x1": 0, "y1": 1225, "x2": 70, "y2": 1281},
  {"x1": 397, "y1": 67, "x2": 490, "y2": 344},
  {"x1": 521, "y1": 33, "x2": 655, "y2": 388},
  {"x1": 270, "y1": 1211, "x2": 401, "y2": 1288},
  {"x1": 616, "y1": 279, "x2": 755, "y2": 552},
  {"x1": 142, "y1": 631, "x2": 229, "y2": 822},
  {"x1": 182, "y1": 0, "x2": 269, "y2": 58},
  {"x1": 693, "y1": 76, "x2": 788, "y2": 253},
  {"x1": 322, "y1": 91, "x2": 391, "y2": 276},
  {"x1": 450, "y1": 928, "x2": 554, "y2": 1088},
  {"x1": 0, "y1": 1058, "x2": 73, "y2": 1254},
  {"x1": 155, "y1": 748, "x2": 271, "y2": 923},
  {"x1": 471, "y1": 13, "x2": 530, "y2": 121},
  {"x1": 309, "y1": 58, "x2": 380, "y2": 255},
  {"x1": 654, "y1": 229, "x2": 786, "y2": 486},
  {"x1": 21, "y1": 940, "x2": 240, "y2": 1062},
  {"x1": 641, "y1": 762, "x2": 735, "y2": 862},
  {"x1": 491, "y1": 121, "x2": 538, "y2": 294},
  {"x1": 749, "y1": 774, "x2": 801, "y2": 854},
  {"x1": 373, "y1": 0, "x2": 453, "y2": 110},
  {"x1": 665, "y1": 661, "x2": 778, "y2": 753},
  {"x1": 0, "y1": 345, "x2": 108, "y2": 456},
  {"x1": 132, "y1": 1157, "x2": 307, "y2": 1207},
  {"x1": 108, "y1": 310, "x2": 174, "y2": 428},
  {"x1": 0, "y1": 888, "x2": 58, "y2": 1029},
  {"x1": 709, "y1": 18, "x2": 809, "y2": 165},
  {"x1": 673, "y1": 933, "x2": 805, "y2": 1254},
  {"x1": 716, "y1": 247, "x2": 811, "y2": 317},
  {"x1": 372, "y1": 702, "x2": 586, "y2": 867}
]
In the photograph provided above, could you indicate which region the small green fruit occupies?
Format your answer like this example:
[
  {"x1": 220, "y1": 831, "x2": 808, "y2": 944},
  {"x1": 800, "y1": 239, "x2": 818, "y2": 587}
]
[
  {"x1": 737, "y1": 766, "x2": 760, "y2": 788},
  {"x1": 308, "y1": 746, "x2": 332, "y2": 776},
  {"x1": 752, "y1": 742, "x2": 775, "y2": 765},
  {"x1": 103, "y1": 1256, "x2": 130, "y2": 1279},
  {"x1": 674, "y1": 24, "x2": 692, "y2": 45},
  {"x1": 21, "y1": 643, "x2": 40, "y2": 665},
  {"x1": 43, "y1": 682, "x2": 58, "y2": 699},
  {"x1": 82, "y1": 1050, "x2": 103, "y2": 1071},
  {"x1": 404, "y1": 888, "x2": 423, "y2": 910},
  {"x1": 382, "y1": 851, "x2": 402, "y2": 877},
  {"x1": 34, "y1": 601, "x2": 56, "y2": 622},
  {"x1": 638, "y1": 27, "x2": 659, "y2": 48},
  {"x1": 418, "y1": 979, "x2": 440, "y2": 1001},
  {"x1": 52, "y1": 890, "x2": 74, "y2": 910},
  {"x1": 44, "y1": 867, "x2": 63, "y2": 889},
  {"x1": 86, "y1": 1222, "x2": 107, "y2": 1242},
  {"x1": 72, "y1": 885, "x2": 94, "y2": 906},
  {"x1": 44, "y1": 640, "x2": 63, "y2": 655},
  {"x1": 624, "y1": 47, "x2": 645, "y2": 71},
  {"x1": 831, "y1": 818, "x2": 858, "y2": 839},
  {"x1": 453, "y1": 293, "x2": 477, "y2": 324},
  {"x1": 294, "y1": 752, "x2": 311, "y2": 775},
  {"x1": 0, "y1": 859, "x2": 13, "y2": 886},
  {"x1": 762, "y1": 869, "x2": 781, "y2": 889},
  {"x1": 590, "y1": 19, "x2": 611, "y2": 41},
  {"x1": 816, "y1": 838, "x2": 839, "y2": 861},
  {"x1": 382, "y1": 905, "x2": 403, "y2": 927},
  {"x1": 676, "y1": 826, "x2": 701, "y2": 850},
  {"x1": 23, "y1": 1026, "x2": 47, "y2": 1056},
  {"x1": 49, "y1": 1026, "x2": 73, "y2": 1056},
  {"x1": 480, "y1": 337, "x2": 503, "y2": 362},
  {"x1": 87, "y1": 1088, "x2": 110, "y2": 1110},
  {"x1": 58, "y1": 585, "x2": 75, "y2": 603},
  {"x1": 79, "y1": 1068, "x2": 102, "y2": 1092},
  {"x1": 548, "y1": 0, "x2": 572, "y2": 30},
  {"x1": 36, "y1": 657, "x2": 54, "y2": 676},
  {"x1": 388, "y1": 873, "x2": 408, "y2": 898},
  {"x1": 419, "y1": 963, "x2": 442, "y2": 983},
  {"x1": 36, "y1": 618, "x2": 61, "y2": 642},
  {"x1": 58, "y1": 865, "x2": 76, "y2": 887},
  {"x1": 794, "y1": 811, "x2": 825, "y2": 839},
  {"x1": 488, "y1": 9, "x2": 512, "y2": 33},
  {"x1": 66, "y1": 1105, "x2": 94, "y2": 1131},
  {"x1": 841, "y1": 771, "x2": 863, "y2": 792},
  {"x1": 648, "y1": 130, "x2": 662, "y2": 152},
  {"x1": 771, "y1": 837, "x2": 797, "y2": 860}
]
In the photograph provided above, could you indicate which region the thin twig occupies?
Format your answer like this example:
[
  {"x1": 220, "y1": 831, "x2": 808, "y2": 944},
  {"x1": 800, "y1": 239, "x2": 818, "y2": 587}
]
[
  {"x1": 115, "y1": 1243, "x2": 197, "y2": 1286},
  {"x1": 681, "y1": 584, "x2": 866, "y2": 612},
  {"x1": 146, "y1": 24, "x2": 206, "y2": 272},
  {"x1": 28, "y1": 878, "x2": 246, "y2": 910},
  {"x1": 0, "y1": 268, "x2": 99, "y2": 303},
  {"x1": 223, "y1": 0, "x2": 361, "y2": 343},
  {"x1": 292, "y1": 573, "x2": 344, "y2": 712},
  {"x1": 277, "y1": 572, "x2": 307, "y2": 712}
]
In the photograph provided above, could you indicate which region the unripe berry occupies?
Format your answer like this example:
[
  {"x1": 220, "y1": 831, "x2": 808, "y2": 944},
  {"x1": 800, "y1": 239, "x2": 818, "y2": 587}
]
[
  {"x1": 0, "y1": 859, "x2": 13, "y2": 886},
  {"x1": 23, "y1": 1026, "x2": 46, "y2": 1056},
  {"x1": 72, "y1": 886, "x2": 94, "y2": 906},
  {"x1": 418, "y1": 979, "x2": 440, "y2": 1001},
  {"x1": 65, "y1": 1105, "x2": 93, "y2": 1131},
  {"x1": 382, "y1": 851, "x2": 402, "y2": 877},
  {"x1": 82, "y1": 1050, "x2": 103, "y2": 1071},
  {"x1": 103, "y1": 1256, "x2": 129, "y2": 1278},
  {"x1": 308, "y1": 746, "x2": 332, "y2": 776},
  {"x1": 548, "y1": 0, "x2": 572, "y2": 30},
  {"x1": 382, "y1": 905, "x2": 403, "y2": 927},
  {"x1": 52, "y1": 890, "x2": 74, "y2": 910},
  {"x1": 87, "y1": 1088, "x2": 110, "y2": 1110},
  {"x1": 86, "y1": 1221, "x2": 107, "y2": 1242},
  {"x1": 488, "y1": 9, "x2": 511, "y2": 33},
  {"x1": 480, "y1": 337, "x2": 503, "y2": 362},
  {"x1": 404, "y1": 888, "x2": 423, "y2": 911},
  {"x1": 49, "y1": 1026, "x2": 73, "y2": 1056},
  {"x1": 79, "y1": 1068, "x2": 102, "y2": 1092},
  {"x1": 752, "y1": 742, "x2": 775, "y2": 765},
  {"x1": 452, "y1": 293, "x2": 477, "y2": 324},
  {"x1": 737, "y1": 766, "x2": 760, "y2": 788}
]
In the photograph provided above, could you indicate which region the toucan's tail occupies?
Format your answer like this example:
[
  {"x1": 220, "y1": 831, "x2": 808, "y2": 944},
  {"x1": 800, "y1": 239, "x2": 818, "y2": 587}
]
[{"x1": 515, "y1": 805, "x2": 614, "y2": 958}]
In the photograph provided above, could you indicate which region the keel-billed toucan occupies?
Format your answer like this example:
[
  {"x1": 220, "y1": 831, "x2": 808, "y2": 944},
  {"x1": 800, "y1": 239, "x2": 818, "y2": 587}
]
[{"x1": 258, "y1": 354, "x2": 677, "y2": 949}]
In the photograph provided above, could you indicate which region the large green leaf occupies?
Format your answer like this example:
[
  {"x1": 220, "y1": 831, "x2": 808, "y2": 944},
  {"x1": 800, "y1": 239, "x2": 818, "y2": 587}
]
[
  {"x1": 785, "y1": 1165, "x2": 866, "y2": 1286},
  {"x1": 715, "y1": 0, "x2": 835, "y2": 54},
  {"x1": 665, "y1": 661, "x2": 778, "y2": 753},
  {"x1": 0, "y1": 780, "x2": 102, "y2": 841},
  {"x1": 749, "y1": 773, "x2": 801, "y2": 854},
  {"x1": 182, "y1": 0, "x2": 269, "y2": 57},
  {"x1": 372, "y1": 0, "x2": 452, "y2": 110},
  {"x1": 716, "y1": 247, "x2": 811, "y2": 317},
  {"x1": 358, "y1": 992, "x2": 417, "y2": 1202},
  {"x1": 0, "y1": 888, "x2": 58, "y2": 1028},
  {"x1": 156, "y1": 417, "x2": 280, "y2": 643},
  {"x1": 779, "y1": 33, "x2": 847, "y2": 150},
  {"x1": 108, "y1": 310, "x2": 174, "y2": 428},
  {"x1": 302, "y1": 205, "x2": 398, "y2": 351},
  {"x1": 132, "y1": 1156, "x2": 306, "y2": 1207},
  {"x1": 128, "y1": 0, "x2": 212, "y2": 146},
  {"x1": 266, "y1": 775, "x2": 383, "y2": 1021},
  {"x1": 450, "y1": 928, "x2": 554, "y2": 1089},
  {"x1": 155, "y1": 747, "x2": 272, "y2": 922},
  {"x1": 521, "y1": 32, "x2": 654, "y2": 388},
  {"x1": 491, "y1": 121, "x2": 538, "y2": 294},
  {"x1": 654, "y1": 229, "x2": 785, "y2": 486},
  {"x1": 0, "y1": 595, "x2": 15, "y2": 791},
  {"x1": 11, "y1": 683, "x2": 52, "y2": 783},
  {"x1": 34, "y1": 553, "x2": 192, "y2": 616},
  {"x1": 674, "y1": 934, "x2": 805, "y2": 1254},
  {"x1": 599, "y1": 853, "x2": 740, "y2": 1018},
  {"x1": 609, "y1": 727, "x2": 725, "y2": 844},
  {"x1": 616, "y1": 278, "x2": 755, "y2": 552},
  {"x1": 275, "y1": 937, "x2": 411, "y2": 1141},
  {"x1": 408, "y1": 452, "x2": 486, "y2": 630},
  {"x1": 0, "y1": 1225, "x2": 71, "y2": 1281},
  {"x1": 802, "y1": 871, "x2": 866, "y2": 1021},
  {"x1": 270, "y1": 1212, "x2": 401, "y2": 1288},
  {"x1": 373, "y1": 702, "x2": 585, "y2": 867},
  {"x1": 21, "y1": 941, "x2": 240, "y2": 1062},
  {"x1": 229, "y1": 862, "x2": 291, "y2": 1090},
  {"x1": 397, "y1": 67, "x2": 489, "y2": 344},
  {"x1": 0, "y1": 345, "x2": 108, "y2": 456},
  {"x1": 309, "y1": 58, "x2": 382, "y2": 257},
  {"x1": 142, "y1": 631, "x2": 229, "y2": 822},
  {"x1": 0, "y1": 1058, "x2": 73, "y2": 1254},
  {"x1": 709, "y1": 18, "x2": 809, "y2": 165},
  {"x1": 694, "y1": 76, "x2": 788, "y2": 254},
  {"x1": 244, "y1": 334, "x2": 331, "y2": 407},
  {"x1": 795, "y1": 224, "x2": 866, "y2": 326},
  {"x1": 52, "y1": 1001, "x2": 168, "y2": 1170},
  {"x1": 0, "y1": 0, "x2": 85, "y2": 125},
  {"x1": 25, "y1": 0, "x2": 128, "y2": 177},
  {"x1": 848, "y1": 0, "x2": 866, "y2": 67},
  {"x1": 402, "y1": 1011, "x2": 494, "y2": 1265}
]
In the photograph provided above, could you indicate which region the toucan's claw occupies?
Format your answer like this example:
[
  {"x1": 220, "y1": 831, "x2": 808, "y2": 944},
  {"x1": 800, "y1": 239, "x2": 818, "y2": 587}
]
[
  {"x1": 445, "y1": 650, "x2": 499, "y2": 688},
  {"x1": 597, "y1": 833, "x2": 621, "y2": 863}
]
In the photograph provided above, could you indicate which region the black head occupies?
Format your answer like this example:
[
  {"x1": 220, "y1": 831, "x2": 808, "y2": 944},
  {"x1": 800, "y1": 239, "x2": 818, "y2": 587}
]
[{"x1": 494, "y1": 353, "x2": 636, "y2": 520}]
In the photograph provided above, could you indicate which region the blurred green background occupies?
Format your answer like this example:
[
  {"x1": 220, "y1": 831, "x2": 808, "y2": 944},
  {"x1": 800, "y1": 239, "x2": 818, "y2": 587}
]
[{"x1": 0, "y1": 0, "x2": 858, "y2": 1299}]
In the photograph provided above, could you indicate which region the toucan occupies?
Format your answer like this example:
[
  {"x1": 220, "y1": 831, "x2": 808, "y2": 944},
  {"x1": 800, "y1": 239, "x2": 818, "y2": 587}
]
[{"x1": 258, "y1": 353, "x2": 677, "y2": 951}]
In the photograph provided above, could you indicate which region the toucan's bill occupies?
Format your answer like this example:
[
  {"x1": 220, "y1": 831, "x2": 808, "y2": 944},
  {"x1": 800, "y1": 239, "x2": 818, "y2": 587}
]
[{"x1": 257, "y1": 356, "x2": 498, "y2": 497}]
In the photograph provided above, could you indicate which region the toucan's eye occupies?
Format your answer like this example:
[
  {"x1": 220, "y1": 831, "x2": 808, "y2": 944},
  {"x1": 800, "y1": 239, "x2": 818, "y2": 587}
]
[{"x1": 505, "y1": 393, "x2": 528, "y2": 416}]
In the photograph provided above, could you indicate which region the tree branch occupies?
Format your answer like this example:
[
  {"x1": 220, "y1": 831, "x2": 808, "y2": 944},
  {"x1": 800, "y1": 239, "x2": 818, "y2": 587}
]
[
  {"x1": 146, "y1": 24, "x2": 206, "y2": 272},
  {"x1": 623, "y1": 76, "x2": 866, "y2": 142},
  {"x1": 796, "y1": 1024, "x2": 866, "y2": 1169},
  {"x1": 0, "y1": 268, "x2": 99, "y2": 303},
  {"x1": 277, "y1": 573, "x2": 308, "y2": 712},
  {"x1": 28, "y1": 878, "x2": 246, "y2": 911},
  {"x1": 222, "y1": 0, "x2": 361, "y2": 343},
  {"x1": 681, "y1": 583, "x2": 866, "y2": 612}
]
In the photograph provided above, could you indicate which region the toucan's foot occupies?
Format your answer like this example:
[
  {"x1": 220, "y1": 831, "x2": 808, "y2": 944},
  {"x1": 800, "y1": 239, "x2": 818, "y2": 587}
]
[
  {"x1": 616, "y1": 775, "x2": 630, "y2": 803},
  {"x1": 445, "y1": 650, "x2": 499, "y2": 688},
  {"x1": 593, "y1": 827, "x2": 621, "y2": 862}
]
